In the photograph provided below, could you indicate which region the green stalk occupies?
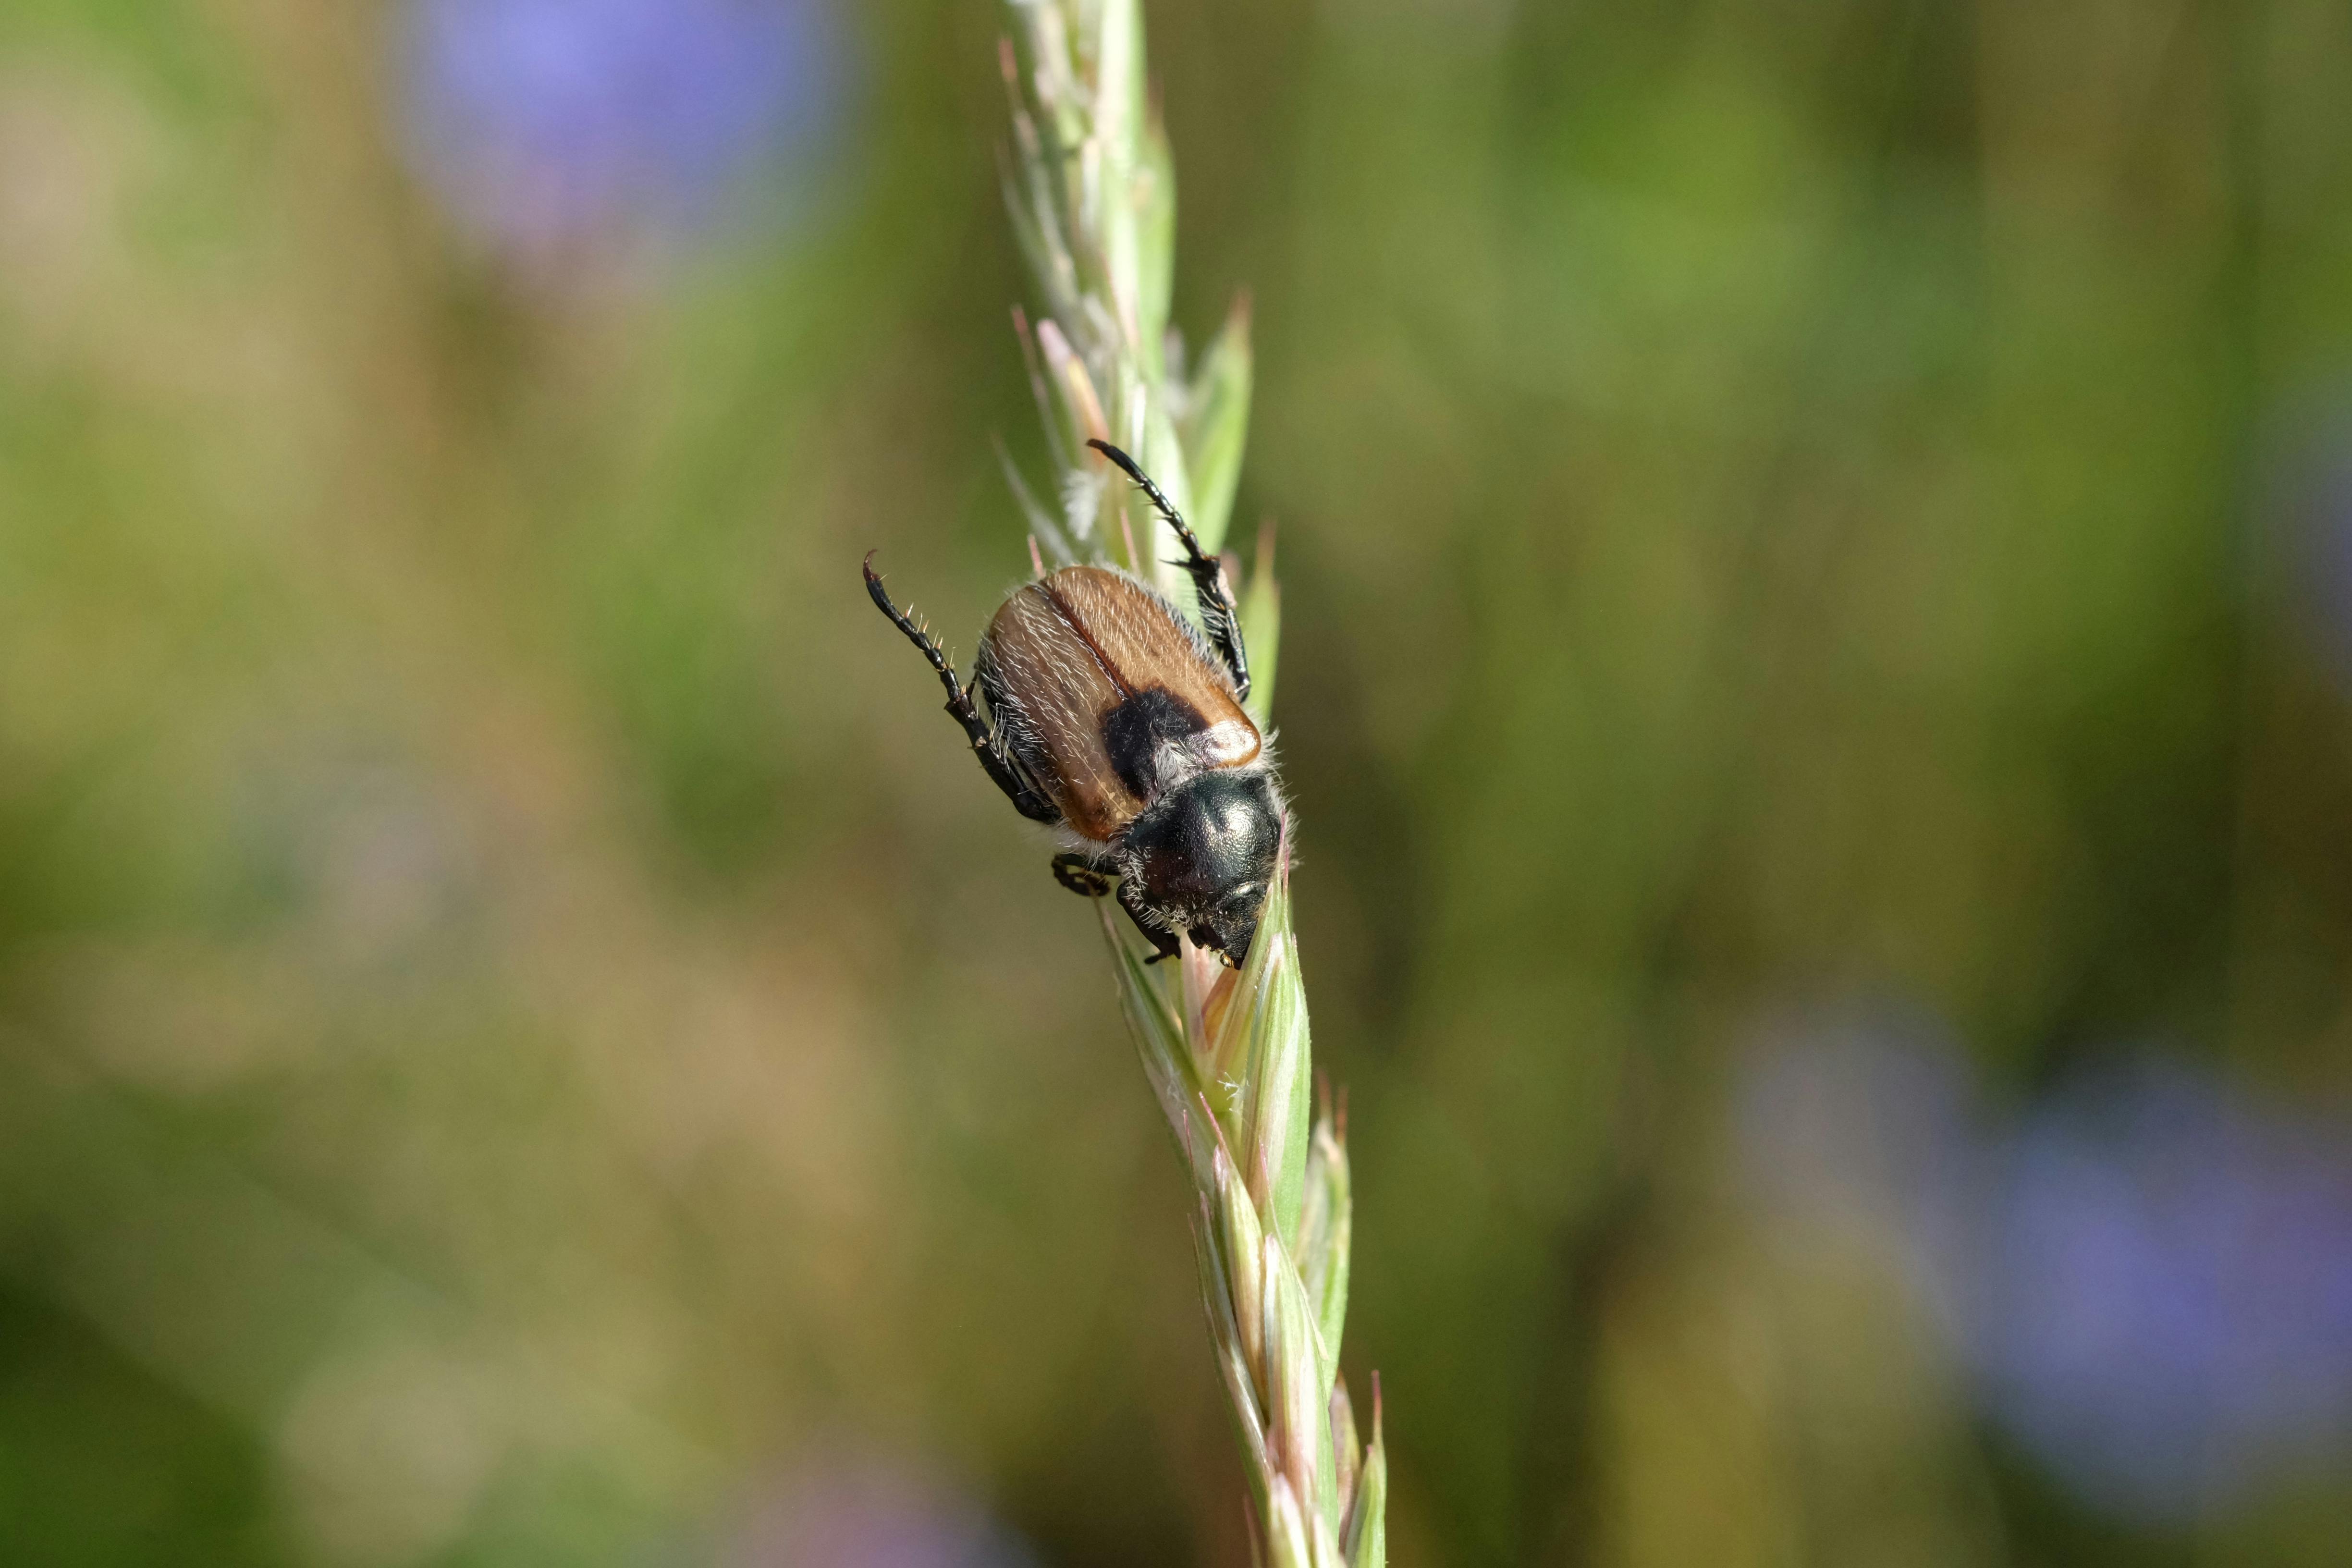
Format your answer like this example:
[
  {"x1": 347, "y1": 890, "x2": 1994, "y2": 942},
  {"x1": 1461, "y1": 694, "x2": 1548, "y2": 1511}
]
[{"x1": 996, "y1": 5, "x2": 1384, "y2": 1562}]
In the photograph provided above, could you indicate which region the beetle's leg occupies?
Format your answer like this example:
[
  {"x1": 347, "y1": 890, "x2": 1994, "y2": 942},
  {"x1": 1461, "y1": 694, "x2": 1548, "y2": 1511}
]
[
  {"x1": 1088, "y1": 439, "x2": 1251, "y2": 701},
  {"x1": 1056, "y1": 854, "x2": 1179, "y2": 965},
  {"x1": 1051, "y1": 853, "x2": 1113, "y2": 898},
  {"x1": 1116, "y1": 876, "x2": 1185, "y2": 964},
  {"x1": 864, "y1": 553, "x2": 1060, "y2": 823}
]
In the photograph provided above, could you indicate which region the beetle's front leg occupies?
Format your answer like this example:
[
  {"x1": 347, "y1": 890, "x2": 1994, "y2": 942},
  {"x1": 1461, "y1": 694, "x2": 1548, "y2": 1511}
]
[
  {"x1": 1051, "y1": 853, "x2": 1113, "y2": 898},
  {"x1": 1116, "y1": 876, "x2": 1184, "y2": 964},
  {"x1": 1059, "y1": 855, "x2": 1177, "y2": 962}
]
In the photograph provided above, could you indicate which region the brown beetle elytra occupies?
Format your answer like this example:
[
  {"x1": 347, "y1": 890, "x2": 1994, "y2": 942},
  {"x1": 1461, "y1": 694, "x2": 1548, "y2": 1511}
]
[{"x1": 866, "y1": 440, "x2": 1281, "y2": 966}]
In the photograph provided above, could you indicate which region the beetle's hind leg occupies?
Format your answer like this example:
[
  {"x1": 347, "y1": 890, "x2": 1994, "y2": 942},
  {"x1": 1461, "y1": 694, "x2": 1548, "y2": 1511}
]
[
  {"x1": 1088, "y1": 439, "x2": 1252, "y2": 701},
  {"x1": 864, "y1": 553, "x2": 1059, "y2": 824}
]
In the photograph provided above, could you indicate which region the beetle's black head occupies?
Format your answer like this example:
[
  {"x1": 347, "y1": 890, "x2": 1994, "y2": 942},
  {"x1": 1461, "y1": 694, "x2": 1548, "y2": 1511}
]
[{"x1": 1127, "y1": 768, "x2": 1281, "y2": 965}]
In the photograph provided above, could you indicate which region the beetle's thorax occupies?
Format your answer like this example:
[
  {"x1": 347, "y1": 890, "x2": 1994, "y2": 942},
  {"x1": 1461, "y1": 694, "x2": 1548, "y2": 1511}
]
[{"x1": 1120, "y1": 767, "x2": 1281, "y2": 961}]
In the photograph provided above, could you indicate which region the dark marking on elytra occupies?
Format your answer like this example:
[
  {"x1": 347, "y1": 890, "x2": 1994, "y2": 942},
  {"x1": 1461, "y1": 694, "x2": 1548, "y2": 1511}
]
[{"x1": 1102, "y1": 686, "x2": 1209, "y2": 796}]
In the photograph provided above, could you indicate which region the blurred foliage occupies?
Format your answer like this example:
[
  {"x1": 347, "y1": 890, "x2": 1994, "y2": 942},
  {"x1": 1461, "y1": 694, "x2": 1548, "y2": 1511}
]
[{"x1": 5, "y1": 1, "x2": 2352, "y2": 1567}]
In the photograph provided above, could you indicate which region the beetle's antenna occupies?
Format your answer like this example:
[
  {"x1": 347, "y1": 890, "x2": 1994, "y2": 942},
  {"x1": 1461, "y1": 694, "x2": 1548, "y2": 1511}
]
[
  {"x1": 862, "y1": 551, "x2": 963, "y2": 706},
  {"x1": 863, "y1": 551, "x2": 1059, "y2": 825},
  {"x1": 1088, "y1": 439, "x2": 1253, "y2": 700},
  {"x1": 1088, "y1": 439, "x2": 1194, "y2": 550}
]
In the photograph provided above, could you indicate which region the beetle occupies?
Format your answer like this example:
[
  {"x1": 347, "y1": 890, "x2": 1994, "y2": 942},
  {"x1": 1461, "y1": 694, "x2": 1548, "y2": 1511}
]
[{"x1": 864, "y1": 439, "x2": 1282, "y2": 966}]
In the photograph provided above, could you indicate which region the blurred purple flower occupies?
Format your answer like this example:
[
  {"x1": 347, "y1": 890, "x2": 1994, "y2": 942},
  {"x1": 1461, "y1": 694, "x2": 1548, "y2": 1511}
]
[
  {"x1": 1733, "y1": 1004, "x2": 1982, "y2": 1332},
  {"x1": 717, "y1": 1457, "x2": 1037, "y2": 1568},
  {"x1": 1972, "y1": 1060, "x2": 2352, "y2": 1520},
  {"x1": 398, "y1": 0, "x2": 840, "y2": 258},
  {"x1": 1736, "y1": 1020, "x2": 2352, "y2": 1525}
]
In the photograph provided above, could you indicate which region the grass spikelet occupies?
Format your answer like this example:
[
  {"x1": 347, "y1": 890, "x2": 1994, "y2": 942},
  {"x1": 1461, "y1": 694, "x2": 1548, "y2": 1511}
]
[{"x1": 993, "y1": 2, "x2": 1386, "y2": 1558}]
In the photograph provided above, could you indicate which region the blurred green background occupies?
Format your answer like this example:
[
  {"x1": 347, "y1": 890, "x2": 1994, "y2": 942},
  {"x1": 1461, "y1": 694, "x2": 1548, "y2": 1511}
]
[{"x1": 6, "y1": 1, "x2": 2352, "y2": 1565}]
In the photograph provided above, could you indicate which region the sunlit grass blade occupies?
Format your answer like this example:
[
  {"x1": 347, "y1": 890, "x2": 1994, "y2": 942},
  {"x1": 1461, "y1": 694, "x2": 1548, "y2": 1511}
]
[
  {"x1": 1178, "y1": 297, "x2": 1252, "y2": 556},
  {"x1": 1297, "y1": 1106, "x2": 1351, "y2": 1393},
  {"x1": 1344, "y1": 1404, "x2": 1387, "y2": 1568}
]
